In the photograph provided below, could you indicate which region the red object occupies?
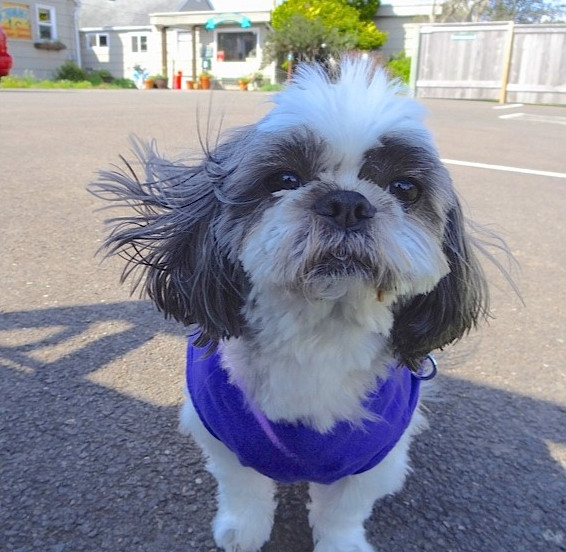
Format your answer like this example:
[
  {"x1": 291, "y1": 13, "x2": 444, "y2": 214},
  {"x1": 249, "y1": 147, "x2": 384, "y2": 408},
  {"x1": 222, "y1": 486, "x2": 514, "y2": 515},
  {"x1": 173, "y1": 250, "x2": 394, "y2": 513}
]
[
  {"x1": 0, "y1": 28, "x2": 13, "y2": 77},
  {"x1": 173, "y1": 70, "x2": 182, "y2": 89},
  {"x1": 217, "y1": 50, "x2": 225, "y2": 62}
]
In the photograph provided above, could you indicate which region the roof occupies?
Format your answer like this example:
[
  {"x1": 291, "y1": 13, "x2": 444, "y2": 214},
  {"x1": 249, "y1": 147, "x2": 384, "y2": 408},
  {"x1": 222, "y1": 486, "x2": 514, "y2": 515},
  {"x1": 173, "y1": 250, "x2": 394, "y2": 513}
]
[
  {"x1": 79, "y1": 0, "x2": 277, "y2": 29},
  {"x1": 79, "y1": 0, "x2": 211, "y2": 29}
]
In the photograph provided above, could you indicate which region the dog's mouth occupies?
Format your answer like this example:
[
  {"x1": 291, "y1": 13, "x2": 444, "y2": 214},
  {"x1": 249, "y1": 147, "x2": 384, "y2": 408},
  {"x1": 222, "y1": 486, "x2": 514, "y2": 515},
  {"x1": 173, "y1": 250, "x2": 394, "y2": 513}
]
[
  {"x1": 304, "y1": 254, "x2": 374, "y2": 278},
  {"x1": 299, "y1": 252, "x2": 395, "y2": 300}
]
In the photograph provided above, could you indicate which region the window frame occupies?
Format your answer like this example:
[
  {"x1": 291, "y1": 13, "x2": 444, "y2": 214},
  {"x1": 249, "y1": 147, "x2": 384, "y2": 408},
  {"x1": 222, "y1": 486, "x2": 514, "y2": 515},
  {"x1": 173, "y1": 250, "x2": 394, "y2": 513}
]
[
  {"x1": 131, "y1": 34, "x2": 148, "y2": 53},
  {"x1": 215, "y1": 28, "x2": 258, "y2": 63},
  {"x1": 87, "y1": 33, "x2": 110, "y2": 49},
  {"x1": 36, "y1": 4, "x2": 56, "y2": 41}
]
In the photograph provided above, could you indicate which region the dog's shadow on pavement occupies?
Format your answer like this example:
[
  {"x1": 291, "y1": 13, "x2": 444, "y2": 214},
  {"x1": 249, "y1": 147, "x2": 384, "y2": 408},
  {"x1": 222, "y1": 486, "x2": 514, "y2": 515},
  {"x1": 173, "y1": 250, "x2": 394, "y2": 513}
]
[{"x1": 1, "y1": 301, "x2": 564, "y2": 552}]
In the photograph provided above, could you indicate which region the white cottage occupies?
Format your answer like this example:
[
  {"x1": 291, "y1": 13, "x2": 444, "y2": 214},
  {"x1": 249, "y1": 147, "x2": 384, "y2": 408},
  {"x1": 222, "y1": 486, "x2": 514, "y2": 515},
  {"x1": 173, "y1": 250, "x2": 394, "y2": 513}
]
[{"x1": 79, "y1": 0, "x2": 278, "y2": 88}]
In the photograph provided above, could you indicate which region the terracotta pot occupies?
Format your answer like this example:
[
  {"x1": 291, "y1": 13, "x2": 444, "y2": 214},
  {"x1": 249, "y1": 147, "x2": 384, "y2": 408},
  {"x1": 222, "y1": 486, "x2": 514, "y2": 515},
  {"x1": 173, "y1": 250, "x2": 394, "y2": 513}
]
[
  {"x1": 200, "y1": 75, "x2": 211, "y2": 90},
  {"x1": 144, "y1": 79, "x2": 155, "y2": 89},
  {"x1": 238, "y1": 80, "x2": 249, "y2": 91},
  {"x1": 186, "y1": 80, "x2": 194, "y2": 89}
]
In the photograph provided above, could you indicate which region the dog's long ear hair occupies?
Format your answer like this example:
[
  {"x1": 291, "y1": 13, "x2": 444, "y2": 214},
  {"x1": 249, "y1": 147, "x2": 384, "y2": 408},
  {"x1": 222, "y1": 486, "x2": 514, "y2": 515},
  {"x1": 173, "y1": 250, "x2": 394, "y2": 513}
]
[
  {"x1": 392, "y1": 198, "x2": 492, "y2": 370},
  {"x1": 90, "y1": 138, "x2": 248, "y2": 348}
]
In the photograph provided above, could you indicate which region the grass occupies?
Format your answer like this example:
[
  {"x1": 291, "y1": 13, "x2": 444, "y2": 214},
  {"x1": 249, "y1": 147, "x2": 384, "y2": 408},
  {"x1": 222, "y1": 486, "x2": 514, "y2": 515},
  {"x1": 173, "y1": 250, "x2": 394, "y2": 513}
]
[{"x1": 0, "y1": 74, "x2": 137, "y2": 90}]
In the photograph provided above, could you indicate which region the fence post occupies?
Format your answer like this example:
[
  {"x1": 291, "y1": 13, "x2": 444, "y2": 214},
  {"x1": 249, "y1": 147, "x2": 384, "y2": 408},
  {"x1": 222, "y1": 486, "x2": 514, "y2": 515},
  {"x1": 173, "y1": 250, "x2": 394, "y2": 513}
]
[
  {"x1": 499, "y1": 21, "x2": 515, "y2": 104},
  {"x1": 410, "y1": 25, "x2": 422, "y2": 96}
]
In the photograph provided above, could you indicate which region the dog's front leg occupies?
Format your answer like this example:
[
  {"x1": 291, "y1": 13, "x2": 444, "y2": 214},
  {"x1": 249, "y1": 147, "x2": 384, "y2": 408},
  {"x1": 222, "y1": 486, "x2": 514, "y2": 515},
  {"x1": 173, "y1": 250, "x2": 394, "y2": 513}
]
[
  {"x1": 180, "y1": 399, "x2": 277, "y2": 552},
  {"x1": 307, "y1": 422, "x2": 415, "y2": 552}
]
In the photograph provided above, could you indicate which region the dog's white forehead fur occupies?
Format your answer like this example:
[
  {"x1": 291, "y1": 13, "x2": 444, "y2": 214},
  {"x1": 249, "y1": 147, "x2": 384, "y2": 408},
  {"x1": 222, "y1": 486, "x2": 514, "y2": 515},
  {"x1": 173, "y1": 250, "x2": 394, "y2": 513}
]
[{"x1": 257, "y1": 58, "x2": 435, "y2": 160}]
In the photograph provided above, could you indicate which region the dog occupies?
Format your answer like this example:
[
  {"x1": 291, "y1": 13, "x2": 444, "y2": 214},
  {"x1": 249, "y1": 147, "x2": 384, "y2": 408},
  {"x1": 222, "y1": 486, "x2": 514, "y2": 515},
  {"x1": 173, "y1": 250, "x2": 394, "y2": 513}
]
[{"x1": 92, "y1": 57, "x2": 496, "y2": 552}]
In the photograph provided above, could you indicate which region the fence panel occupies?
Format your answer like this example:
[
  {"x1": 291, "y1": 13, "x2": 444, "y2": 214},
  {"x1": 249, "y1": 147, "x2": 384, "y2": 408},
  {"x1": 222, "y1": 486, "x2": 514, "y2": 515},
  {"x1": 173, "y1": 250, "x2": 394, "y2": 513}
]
[
  {"x1": 412, "y1": 23, "x2": 566, "y2": 105},
  {"x1": 507, "y1": 25, "x2": 566, "y2": 104},
  {"x1": 414, "y1": 23, "x2": 508, "y2": 100}
]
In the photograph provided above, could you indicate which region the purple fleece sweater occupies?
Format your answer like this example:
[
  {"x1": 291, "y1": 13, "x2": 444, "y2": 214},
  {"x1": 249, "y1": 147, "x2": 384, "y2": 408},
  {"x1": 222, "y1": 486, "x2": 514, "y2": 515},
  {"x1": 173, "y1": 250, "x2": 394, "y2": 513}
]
[{"x1": 186, "y1": 340, "x2": 420, "y2": 485}]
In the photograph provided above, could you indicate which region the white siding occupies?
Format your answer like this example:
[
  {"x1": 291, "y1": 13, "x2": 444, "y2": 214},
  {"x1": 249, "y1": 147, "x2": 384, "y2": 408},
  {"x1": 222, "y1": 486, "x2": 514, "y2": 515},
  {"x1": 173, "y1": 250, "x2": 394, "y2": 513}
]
[{"x1": 81, "y1": 27, "x2": 162, "y2": 81}]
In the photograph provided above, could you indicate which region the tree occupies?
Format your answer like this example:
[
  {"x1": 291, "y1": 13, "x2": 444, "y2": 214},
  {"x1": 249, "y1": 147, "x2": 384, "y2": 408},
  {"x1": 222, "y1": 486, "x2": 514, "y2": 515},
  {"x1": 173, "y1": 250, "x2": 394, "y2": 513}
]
[
  {"x1": 488, "y1": 0, "x2": 565, "y2": 22},
  {"x1": 266, "y1": 0, "x2": 387, "y2": 66},
  {"x1": 437, "y1": 0, "x2": 565, "y2": 22},
  {"x1": 264, "y1": 14, "x2": 356, "y2": 64},
  {"x1": 346, "y1": 0, "x2": 381, "y2": 21}
]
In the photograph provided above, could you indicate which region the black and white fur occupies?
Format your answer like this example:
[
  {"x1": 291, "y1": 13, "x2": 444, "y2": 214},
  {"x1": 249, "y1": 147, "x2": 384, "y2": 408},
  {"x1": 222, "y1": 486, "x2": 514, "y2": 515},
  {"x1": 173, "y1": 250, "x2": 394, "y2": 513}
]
[{"x1": 93, "y1": 58, "x2": 492, "y2": 552}]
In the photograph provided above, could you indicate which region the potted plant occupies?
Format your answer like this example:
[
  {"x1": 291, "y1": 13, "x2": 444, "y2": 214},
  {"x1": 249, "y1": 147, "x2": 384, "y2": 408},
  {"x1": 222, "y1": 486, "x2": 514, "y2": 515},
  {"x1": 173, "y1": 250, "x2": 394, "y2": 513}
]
[
  {"x1": 150, "y1": 74, "x2": 168, "y2": 89},
  {"x1": 199, "y1": 71, "x2": 212, "y2": 90},
  {"x1": 237, "y1": 76, "x2": 250, "y2": 91},
  {"x1": 252, "y1": 72, "x2": 264, "y2": 89}
]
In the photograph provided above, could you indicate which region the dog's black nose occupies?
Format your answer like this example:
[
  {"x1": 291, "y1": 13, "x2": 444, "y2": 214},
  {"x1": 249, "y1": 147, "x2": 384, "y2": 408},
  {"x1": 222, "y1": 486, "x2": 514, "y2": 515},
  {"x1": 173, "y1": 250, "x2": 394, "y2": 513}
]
[{"x1": 314, "y1": 190, "x2": 376, "y2": 230}]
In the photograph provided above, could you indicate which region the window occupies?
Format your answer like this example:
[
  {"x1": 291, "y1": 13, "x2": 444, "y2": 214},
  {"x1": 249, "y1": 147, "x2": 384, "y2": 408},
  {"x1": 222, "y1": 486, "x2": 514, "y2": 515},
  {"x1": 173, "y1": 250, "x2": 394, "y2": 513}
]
[
  {"x1": 131, "y1": 35, "x2": 148, "y2": 53},
  {"x1": 87, "y1": 33, "x2": 109, "y2": 49},
  {"x1": 36, "y1": 5, "x2": 56, "y2": 41},
  {"x1": 217, "y1": 32, "x2": 256, "y2": 62}
]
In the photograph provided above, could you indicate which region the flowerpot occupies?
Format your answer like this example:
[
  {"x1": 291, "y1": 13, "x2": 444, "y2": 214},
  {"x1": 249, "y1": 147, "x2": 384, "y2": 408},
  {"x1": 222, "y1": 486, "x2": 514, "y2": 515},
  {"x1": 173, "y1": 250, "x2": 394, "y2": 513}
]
[
  {"x1": 238, "y1": 80, "x2": 249, "y2": 91},
  {"x1": 144, "y1": 78, "x2": 155, "y2": 89},
  {"x1": 200, "y1": 75, "x2": 211, "y2": 90},
  {"x1": 186, "y1": 80, "x2": 194, "y2": 89},
  {"x1": 154, "y1": 78, "x2": 168, "y2": 89}
]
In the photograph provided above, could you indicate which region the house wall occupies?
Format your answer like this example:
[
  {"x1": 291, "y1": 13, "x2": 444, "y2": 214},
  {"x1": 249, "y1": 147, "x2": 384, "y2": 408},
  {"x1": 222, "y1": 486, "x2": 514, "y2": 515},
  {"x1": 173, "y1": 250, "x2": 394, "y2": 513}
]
[
  {"x1": 81, "y1": 26, "x2": 163, "y2": 82},
  {"x1": 376, "y1": 16, "x2": 420, "y2": 59},
  {"x1": 375, "y1": 0, "x2": 439, "y2": 59},
  {"x1": 1, "y1": 0, "x2": 79, "y2": 79}
]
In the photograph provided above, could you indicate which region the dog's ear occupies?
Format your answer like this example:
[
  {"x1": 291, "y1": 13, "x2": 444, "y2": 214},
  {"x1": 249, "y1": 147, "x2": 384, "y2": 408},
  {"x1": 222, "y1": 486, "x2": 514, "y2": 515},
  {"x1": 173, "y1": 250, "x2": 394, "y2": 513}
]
[
  {"x1": 391, "y1": 198, "x2": 490, "y2": 370},
  {"x1": 90, "y1": 138, "x2": 248, "y2": 347}
]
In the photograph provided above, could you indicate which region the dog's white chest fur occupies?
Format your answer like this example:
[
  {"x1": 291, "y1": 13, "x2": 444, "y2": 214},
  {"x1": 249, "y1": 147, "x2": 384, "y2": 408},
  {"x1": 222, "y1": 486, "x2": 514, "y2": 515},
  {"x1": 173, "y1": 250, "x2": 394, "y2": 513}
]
[{"x1": 222, "y1": 284, "x2": 394, "y2": 433}]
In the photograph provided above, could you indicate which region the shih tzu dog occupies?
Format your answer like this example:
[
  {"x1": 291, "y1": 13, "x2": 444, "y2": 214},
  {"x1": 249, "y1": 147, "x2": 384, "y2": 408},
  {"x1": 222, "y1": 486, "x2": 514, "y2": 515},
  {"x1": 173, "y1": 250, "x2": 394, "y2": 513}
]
[{"x1": 92, "y1": 58, "x2": 494, "y2": 552}]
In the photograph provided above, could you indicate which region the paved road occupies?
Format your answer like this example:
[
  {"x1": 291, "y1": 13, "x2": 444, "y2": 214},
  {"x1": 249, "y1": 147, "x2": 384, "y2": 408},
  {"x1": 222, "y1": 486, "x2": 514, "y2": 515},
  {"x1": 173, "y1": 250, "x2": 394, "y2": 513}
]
[{"x1": 1, "y1": 88, "x2": 564, "y2": 552}]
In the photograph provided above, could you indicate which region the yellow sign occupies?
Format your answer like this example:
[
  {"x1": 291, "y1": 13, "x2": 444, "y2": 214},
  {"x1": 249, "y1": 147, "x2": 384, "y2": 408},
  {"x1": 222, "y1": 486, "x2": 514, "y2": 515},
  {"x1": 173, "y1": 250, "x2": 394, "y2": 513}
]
[{"x1": 1, "y1": 2, "x2": 32, "y2": 40}]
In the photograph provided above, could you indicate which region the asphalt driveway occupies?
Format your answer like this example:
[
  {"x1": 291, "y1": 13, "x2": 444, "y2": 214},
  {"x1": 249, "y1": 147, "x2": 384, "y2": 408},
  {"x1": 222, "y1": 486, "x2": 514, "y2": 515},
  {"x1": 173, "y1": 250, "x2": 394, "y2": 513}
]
[{"x1": 1, "y1": 88, "x2": 564, "y2": 552}]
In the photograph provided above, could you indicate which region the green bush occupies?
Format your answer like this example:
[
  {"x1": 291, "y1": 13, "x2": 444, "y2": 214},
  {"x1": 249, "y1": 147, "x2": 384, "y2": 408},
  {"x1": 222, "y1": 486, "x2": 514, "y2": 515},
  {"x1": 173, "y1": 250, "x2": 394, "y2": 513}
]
[
  {"x1": 258, "y1": 83, "x2": 285, "y2": 92},
  {"x1": 386, "y1": 51, "x2": 411, "y2": 84},
  {"x1": 54, "y1": 61, "x2": 88, "y2": 82},
  {"x1": 112, "y1": 78, "x2": 137, "y2": 89},
  {"x1": 1, "y1": 68, "x2": 136, "y2": 90}
]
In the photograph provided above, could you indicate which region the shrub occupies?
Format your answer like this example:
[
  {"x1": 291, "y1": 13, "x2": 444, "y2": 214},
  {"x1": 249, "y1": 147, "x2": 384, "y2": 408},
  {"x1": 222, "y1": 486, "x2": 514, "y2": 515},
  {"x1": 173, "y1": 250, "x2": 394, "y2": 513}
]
[
  {"x1": 386, "y1": 51, "x2": 411, "y2": 84},
  {"x1": 86, "y1": 69, "x2": 115, "y2": 85},
  {"x1": 259, "y1": 83, "x2": 285, "y2": 92},
  {"x1": 112, "y1": 78, "x2": 137, "y2": 89},
  {"x1": 54, "y1": 61, "x2": 88, "y2": 82}
]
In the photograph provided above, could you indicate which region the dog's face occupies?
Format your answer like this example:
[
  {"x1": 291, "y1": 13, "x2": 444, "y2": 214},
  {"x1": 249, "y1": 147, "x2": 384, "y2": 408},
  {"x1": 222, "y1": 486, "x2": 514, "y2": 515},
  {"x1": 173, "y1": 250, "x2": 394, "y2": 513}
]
[
  {"x1": 95, "y1": 58, "x2": 488, "y2": 369},
  {"x1": 237, "y1": 130, "x2": 450, "y2": 303}
]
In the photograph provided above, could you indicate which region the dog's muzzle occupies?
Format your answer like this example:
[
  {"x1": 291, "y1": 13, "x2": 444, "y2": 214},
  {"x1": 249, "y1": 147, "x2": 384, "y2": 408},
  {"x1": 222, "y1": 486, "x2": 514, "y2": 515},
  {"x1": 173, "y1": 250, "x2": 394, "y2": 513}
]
[{"x1": 313, "y1": 190, "x2": 376, "y2": 231}]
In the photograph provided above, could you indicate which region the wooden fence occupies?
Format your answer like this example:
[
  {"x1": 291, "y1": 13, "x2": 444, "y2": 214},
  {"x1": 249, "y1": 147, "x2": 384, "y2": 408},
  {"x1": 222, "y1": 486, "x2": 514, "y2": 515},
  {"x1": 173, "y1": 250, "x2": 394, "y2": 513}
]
[{"x1": 410, "y1": 22, "x2": 566, "y2": 105}]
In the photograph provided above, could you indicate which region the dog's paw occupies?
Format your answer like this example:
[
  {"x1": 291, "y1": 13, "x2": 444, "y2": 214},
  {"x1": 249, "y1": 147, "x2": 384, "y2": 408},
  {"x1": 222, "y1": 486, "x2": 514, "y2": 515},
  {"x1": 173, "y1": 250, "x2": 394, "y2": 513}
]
[
  {"x1": 313, "y1": 530, "x2": 376, "y2": 552},
  {"x1": 213, "y1": 510, "x2": 272, "y2": 552}
]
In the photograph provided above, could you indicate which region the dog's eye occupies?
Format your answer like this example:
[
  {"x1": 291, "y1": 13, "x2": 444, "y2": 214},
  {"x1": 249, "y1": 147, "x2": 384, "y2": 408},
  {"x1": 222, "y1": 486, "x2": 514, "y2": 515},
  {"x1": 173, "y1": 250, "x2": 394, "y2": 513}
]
[
  {"x1": 387, "y1": 180, "x2": 421, "y2": 205},
  {"x1": 264, "y1": 171, "x2": 303, "y2": 193}
]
